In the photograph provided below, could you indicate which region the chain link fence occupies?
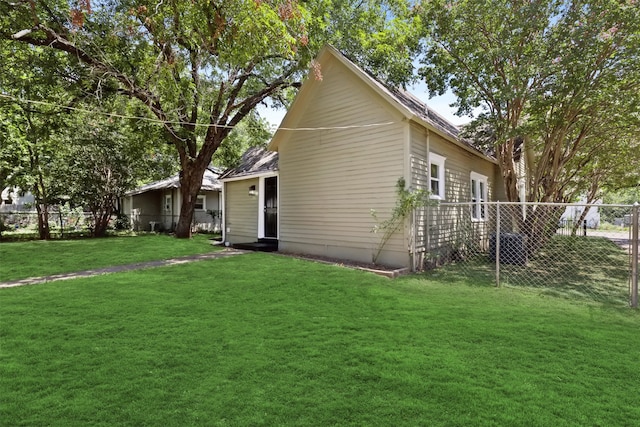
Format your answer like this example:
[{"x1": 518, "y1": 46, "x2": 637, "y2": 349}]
[
  {"x1": 0, "y1": 208, "x2": 223, "y2": 240},
  {"x1": 0, "y1": 207, "x2": 126, "y2": 240},
  {"x1": 420, "y1": 202, "x2": 639, "y2": 306}
]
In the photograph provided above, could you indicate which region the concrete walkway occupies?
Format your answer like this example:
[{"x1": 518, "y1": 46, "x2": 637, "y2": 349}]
[{"x1": 0, "y1": 249, "x2": 248, "y2": 289}]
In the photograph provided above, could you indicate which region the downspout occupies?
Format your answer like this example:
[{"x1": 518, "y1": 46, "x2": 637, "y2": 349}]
[
  {"x1": 217, "y1": 189, "x2": 221, "y2": 234},
  {"x1": 221, "y1": 183, "x2": 226, "y2": 244},
  {"x1": 425, "y1": 129, "x2": 431, "y2": 265}
]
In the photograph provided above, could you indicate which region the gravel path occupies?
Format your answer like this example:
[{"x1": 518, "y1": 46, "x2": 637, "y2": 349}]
[{"x1": 0, "y1": 249, "x2": 248, "y2": 289}]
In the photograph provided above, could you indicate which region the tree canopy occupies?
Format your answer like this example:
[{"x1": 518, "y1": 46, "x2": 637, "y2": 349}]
[
  {"x1": 418, "y1": 0, "x2": 640, "y2": 203},
  {"x1": 1, "y1": 0, "x2": 420, "y2": 237}
]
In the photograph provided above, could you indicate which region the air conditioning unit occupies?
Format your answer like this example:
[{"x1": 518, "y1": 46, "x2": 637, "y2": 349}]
[{"x1": 489, "y1": 233, "x2": 528, "y2": 265}]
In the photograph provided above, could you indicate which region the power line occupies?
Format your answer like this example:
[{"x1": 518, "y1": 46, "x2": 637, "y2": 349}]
[{"x1": 0, "y1": 93, "x2": 398, "y2": 132}]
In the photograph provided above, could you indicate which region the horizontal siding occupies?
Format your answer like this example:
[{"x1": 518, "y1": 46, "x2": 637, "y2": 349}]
[
  {"x1": 131, "y1": 192, "x2": 160, "y2": 216},
  {"x1": 428, "y1": 133, "x2": 496, "y2": 203},
  {"x1": 193, "y1": 190, "x2": 220, "y2": 225},
  {"x1": 225, "y1": 179, "x2": 258, "y2": 243},
  {"x1": 410, "y1": 124, "x2": 498, "y2": 256},
  {"x1": 278, "y1": 57, "x2": 409, "y2": 267},
  {"x1": 410, "y1": 125, "x2": 429, "y2": 250}
]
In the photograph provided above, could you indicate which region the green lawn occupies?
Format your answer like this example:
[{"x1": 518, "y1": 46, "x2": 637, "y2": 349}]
[
  {"x1": 0, "y1": 234, "x2": 220, "y2": 281},
  {"x1": 2, "y1": 251, "x2": 640, "y2": 426},
  {"x1": 428, "y1": 235, "x2": 631, "y2": 305}
]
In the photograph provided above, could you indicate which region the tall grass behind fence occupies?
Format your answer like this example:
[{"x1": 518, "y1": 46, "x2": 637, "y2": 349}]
[{"x1": 422, "y1": 202, "x2": 639, "y2": 306}]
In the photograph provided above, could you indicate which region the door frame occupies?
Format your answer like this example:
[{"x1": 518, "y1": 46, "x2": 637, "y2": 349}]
[{"x1": 257, "y1": 173, "x2": 279, "y2": 239}]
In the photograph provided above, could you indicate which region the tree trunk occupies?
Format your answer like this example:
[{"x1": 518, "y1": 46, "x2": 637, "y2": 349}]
[
  {"x1": 35, "y1": 202, "x2": 51, "y2": 240},
  {"x1": 174, "y1": 164, "x2": 207, "y2": 238},
  {"x1": 92, "y1": 207, "x2": 113, "y2": 237},
  {"x1": 498, "y1": 138, "x2": 521, "y2": 202}
]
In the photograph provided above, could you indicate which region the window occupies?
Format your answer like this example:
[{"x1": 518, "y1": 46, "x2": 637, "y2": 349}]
[
  {"x1": 470, "y1": 172, "x2": 488, "y2": 221},
  {"x1": 195, "y1": 195, "x2": 206, "y2": 211},
  {"x1": 429, "y1": 153, "x2": 446, "y2": 199},
  {"x1": 164, "y1": 195, "x2": 172, "y2": 212}
]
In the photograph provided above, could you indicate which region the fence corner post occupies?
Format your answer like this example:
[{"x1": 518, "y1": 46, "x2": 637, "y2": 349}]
[
  {"x1": 631, "y1": 202, "x2": 639, "y2": 308},
  {"x1": 496, "y1": 201, "x2": 501, "y2": 288}
]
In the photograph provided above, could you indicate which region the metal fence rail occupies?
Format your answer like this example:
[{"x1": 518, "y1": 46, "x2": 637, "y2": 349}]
[
  {"x1": 421, "y1": 202, "x2": 640, "y2": 306},
  {"x1": 0, "y1": 209, "x2": 97, "y2": 239},
  {"x1": 0, "y1": 208, "x2": 223, "y2": 239}
]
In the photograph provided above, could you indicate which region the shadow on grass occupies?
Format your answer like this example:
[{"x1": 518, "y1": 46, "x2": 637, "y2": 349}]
[{"x1": 421, "y1": 236, "x2": 631, "y2": 306}]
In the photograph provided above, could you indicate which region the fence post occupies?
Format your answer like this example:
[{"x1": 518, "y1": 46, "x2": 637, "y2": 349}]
[
  {"x1": 631, "y1": 203, "x2": 639, "y2": 308},
  {"x1": 58, "y1": 206, "x2": 64, "y2": 239},
  {"x1": 496, "y1": 201, "x2": 501, "y2": 288}
]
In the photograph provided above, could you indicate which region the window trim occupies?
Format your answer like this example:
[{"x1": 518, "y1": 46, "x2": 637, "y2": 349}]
[
  {"x1": 429, "y1": 152, "x2": 446, "y2": 200},
  {"x1": 194, "y1": 194, "x2": 206, "y2": 211},
  {"x1": 470, "y1": 172, "x2": 488, "y2": 221}
]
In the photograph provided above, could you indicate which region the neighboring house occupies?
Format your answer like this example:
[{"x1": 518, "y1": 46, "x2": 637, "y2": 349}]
[
  {"x1": 222, "y1": 45, "x2": 503, "y2": 269},
  {"x1": 123, "y1": 168, "x2": 222, "y2": 232},
  {"x1": 0, "y1": 187, "x2": 35, "y2": 212},
  {"x1": 561, "y1": 198, "x2": 602, "y2": 229}
]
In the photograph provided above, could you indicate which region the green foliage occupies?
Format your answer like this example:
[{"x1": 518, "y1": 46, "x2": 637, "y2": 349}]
[
  {"x1": 418, "y1": 0, "x2": 640, "y2": 203},
  {"x1": 371, "y1": 177, "x2": 431, "y2": 263},
  {"x1": 212, "y1": 112, "x2": 272, "y2": 169},
  {"x1": 1, "y1": 0, "x2": 420, "y2": 237}
]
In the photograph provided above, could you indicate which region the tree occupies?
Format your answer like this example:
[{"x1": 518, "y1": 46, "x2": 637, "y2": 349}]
[
  {"x1": 418, "y1": 0, "x2": 640, "y2": 252},
  {"x1": 0, "y1": 42, "x2": 79, "y2": 239},
  {"x1": 418, "y1": 0, "x2": 640, "y2": 204},
  {"x1": 212, "y1": 112, "x2": 272, "y2": 169},
  {"x1": 57, "y1": 111, "x2": 139, "y2": 237},
  {"x1": 1, "y1": 0, "x2": 420, "y2": 237}
]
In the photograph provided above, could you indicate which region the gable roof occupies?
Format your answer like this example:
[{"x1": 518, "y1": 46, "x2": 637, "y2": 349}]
[
  {"x1": 126, "y1": 167, "x2": 222, "y2": 196},
  {"x1": 219, "y1": 147, "x2": 278, "y2": 180},
  {"x1": 269, "y1": 44, "x2": 495, "y2": 163}
]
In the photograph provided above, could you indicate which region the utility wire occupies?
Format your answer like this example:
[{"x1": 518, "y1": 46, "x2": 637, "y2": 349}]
[{"x1": 0, "y1": 93, "x2": 397, "y2": 131}]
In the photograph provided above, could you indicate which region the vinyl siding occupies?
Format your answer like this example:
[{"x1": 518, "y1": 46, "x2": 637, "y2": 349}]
[
  {"x1": 428, "y1": 133, "x2": 495, "y2": 203},
  {"x1": 410, "y1": 124, "x2": 429, "y2": 250},
  {"x1": 193, "y1": 190, "x2": 221, "y2": 232},
  {"x1": 224, "y1": 179, "x2": 259, "y2": 243},
  {"x1": 409, "y1": 125, "x2": 498, "y2": 261},
  {"x1": 277, "y1": 56, "x2": 409, "y2": 267}
]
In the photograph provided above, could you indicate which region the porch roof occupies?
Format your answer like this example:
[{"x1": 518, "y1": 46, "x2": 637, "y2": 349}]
[
  {"x1": 219, "y1": 147, "x2": 278, "y2": 181},
  {"x1": 126, "y1": 167, "x2": 222, "y2": 196}
]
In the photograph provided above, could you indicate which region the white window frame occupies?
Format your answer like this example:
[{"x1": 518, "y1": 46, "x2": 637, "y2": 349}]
[
  {"x1": 470, "y1": 172, "x2": 488, "y2": 221},
  {"x1": 194, "y1": 194, "x2": 206, "y2": 211},
  {"x1": 429, "y1": 152, "x2": 446, "y2": 200}
]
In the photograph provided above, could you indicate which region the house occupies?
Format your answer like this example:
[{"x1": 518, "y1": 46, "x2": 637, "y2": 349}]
[
  {"x1": 1, "y1": 187, "x2": 35, "y2": 212},
  {"x1": 122, "y1": 167, "x2": 222, "y2": 232},
  {"x1": 219, "y1": 147, "x2": 279, "y2": 250},
  {"x1": 222, "y1": 45, "x2": 503, "y2": 270},
  {"x1": 560, "y1": 197, "x2": 602, "y2": 229}
]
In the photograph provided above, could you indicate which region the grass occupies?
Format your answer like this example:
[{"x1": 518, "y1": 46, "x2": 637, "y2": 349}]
[
  {"x1": 2, "y1": 251, "x2": 640, "y2": 425},
  {"x1": 0, "y1": 234, "x2": 220, "y2": 282},
  {"x1": 503, "y1": 236, "x2": 631, "y2": 303},
  {"x1": 429, "y1": 235, "x2": 632, "y2": 305}
]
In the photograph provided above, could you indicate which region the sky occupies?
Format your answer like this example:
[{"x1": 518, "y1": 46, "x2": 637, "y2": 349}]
[{"x1": 257, "y1": 82, "x2": 475, "y2": 131}]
